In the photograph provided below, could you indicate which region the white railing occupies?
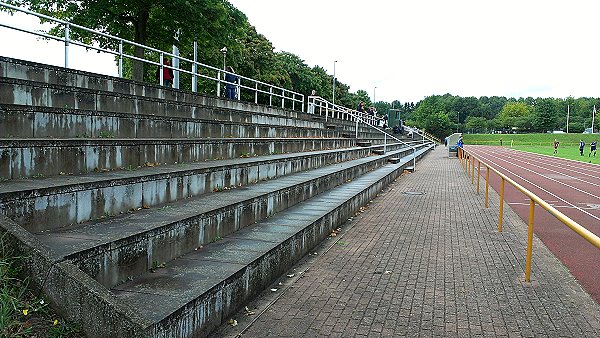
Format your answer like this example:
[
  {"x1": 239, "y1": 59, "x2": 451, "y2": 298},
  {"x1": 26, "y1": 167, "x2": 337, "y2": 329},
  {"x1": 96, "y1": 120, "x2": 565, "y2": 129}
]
[
  {"x1": 0, "y1": 2, "x2": 304, "y2": 111},
  {"x1": 403, "y1": 125, "x2": 438, "y2": 145},
  {"x1": 307, "y1": 96, "x2": 429, "y2": 169}
]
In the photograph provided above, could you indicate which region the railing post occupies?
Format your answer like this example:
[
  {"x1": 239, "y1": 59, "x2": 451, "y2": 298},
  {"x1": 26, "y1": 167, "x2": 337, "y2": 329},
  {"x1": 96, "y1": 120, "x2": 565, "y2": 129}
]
[
  {"x1": 476, "y1": 160, "x2": 481, "y2": 194},
  {"x1": 216, "y1": 70, "x2": 221, "y2": 97},
  {"x1": 255, "y1": 83, "x2": 258, "y2": 104},
  {"x1": 118, "y1": 40, "x2": 123, "y2": 78},
  {"x1": 192, "y1": 40, "x2": 197, "y2": 92},
  {"x1": 159, "y1": 53, "x2": 164, "y2": 88},
  {"x1": 64, "y1": 23, "x2": 70, "y2": 68},
  {"x1": 355, "y1": 119, "x2": 359, "y2": 138},
  {"x1": 281, "y1": 89, "x2": 285, "y2": 108},
  {"x1": 384, "y1": 133, "x2": 387, "y2": 153},
  {"x1": 292, "y1": 93, "x2": 295, "y2": 110},
  {"x1": 525, "y1": 199, "x2": 535, "y2": 282},
  {"x1": 485, "y1": 166, "x2": 490, "y2": 208},
  {"x1": 499, "y1": 177, "x2": 505, "y2": 232},
  {"x1": 471, "y1": 157, "x2": 475, "y2": 184},
  {"x1": 269, "y1": 87, "x2": 273, "y2": 106}
]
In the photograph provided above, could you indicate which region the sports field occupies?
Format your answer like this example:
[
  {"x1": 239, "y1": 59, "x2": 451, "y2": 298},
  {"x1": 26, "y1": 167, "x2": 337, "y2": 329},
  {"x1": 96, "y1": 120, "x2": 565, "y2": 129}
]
[{"x1": 463, "y1": 133, "x2": 600, "y2": 164}]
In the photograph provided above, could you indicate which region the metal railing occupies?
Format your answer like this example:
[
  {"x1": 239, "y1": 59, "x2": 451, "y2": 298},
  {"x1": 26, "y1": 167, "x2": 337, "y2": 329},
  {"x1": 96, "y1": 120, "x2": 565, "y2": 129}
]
[
  {"x1": 307, "y1": 95, "x2": 430, "y2": 169},
  {"x1": 403, "y1": 126, "x2": 439, "y2": 145},
  {"x1": 0, "y1": 2, "x2": 304, "y2": 111},
  {"x1": 457, "y1": 147, "x2": 600, "y2": 282}
]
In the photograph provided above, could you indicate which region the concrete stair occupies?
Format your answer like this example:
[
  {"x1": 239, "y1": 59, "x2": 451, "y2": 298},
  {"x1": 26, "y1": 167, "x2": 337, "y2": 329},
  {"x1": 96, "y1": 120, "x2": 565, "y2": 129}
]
[{"x1": 0, "y1": 56, "x2": 434, "y2": 337}]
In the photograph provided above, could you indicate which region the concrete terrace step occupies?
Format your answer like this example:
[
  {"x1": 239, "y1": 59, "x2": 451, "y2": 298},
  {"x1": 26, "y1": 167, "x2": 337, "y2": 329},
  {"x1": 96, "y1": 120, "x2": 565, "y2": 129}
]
[
  {"x1": 32, "y1": 146, "x2": 427, "y2": 289},
  {"x1": 0, "y1": 104, "x2": 341, "y2": 139},
  {"x1": 0, "y1": 137, "x2": 355, "y2": 180},
  {"x1": 0, "y1": 77, "x2": 320, "y2": 129},
  {"x1": 110, "y1": 148, "x2": 431, "y2": 337},
  {"x1": 0, "y1": 57, "x2": 309, "y2": 122},
  {"x1": 0, "y1": 143, "x2": 411, "y2": 232}
]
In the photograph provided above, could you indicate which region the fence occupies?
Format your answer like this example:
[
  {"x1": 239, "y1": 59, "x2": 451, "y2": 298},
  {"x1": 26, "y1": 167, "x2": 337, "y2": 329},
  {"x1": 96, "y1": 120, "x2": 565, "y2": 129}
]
[
  {"x1": 457, "y1": 146, "x2": 600, "y2": 282},
  {"x1": 0, "y1": 2, "x2": 304, "y2": 111},
  {"x1": 307, "y1": 95, "x2": 428, "y2": 169}
]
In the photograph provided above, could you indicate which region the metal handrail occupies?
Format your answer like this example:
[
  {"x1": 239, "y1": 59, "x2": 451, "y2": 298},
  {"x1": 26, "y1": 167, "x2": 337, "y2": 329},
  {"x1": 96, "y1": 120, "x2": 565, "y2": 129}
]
[
  {"x1": 0, "y1": 2, "x2": 304, "y2": 111},
  {"x1": 307, "y1": 96, "x2": 433, "y2": 169},
  {"x1": 458, "y1": 146, "x2": 600, "y2": 283}
]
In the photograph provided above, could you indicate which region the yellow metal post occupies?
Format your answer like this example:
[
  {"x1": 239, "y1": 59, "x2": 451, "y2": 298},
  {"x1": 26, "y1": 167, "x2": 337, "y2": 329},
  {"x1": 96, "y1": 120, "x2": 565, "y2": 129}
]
[
  {"x1": 476, "y1": 161, "x2": 481, "y2": 194},
  {"x1": 467, "y1": 156, "x2": 471, "y2": 177},
  {"x1": 485, "y1": 166, "x2": 490, "y2": 208},
  {"x1": 498, "y1": 177, "x2": 505, "y2": 232},
  {"x1": 525, "y1": 199, "x2": 535, "y2": 282},
  {"x1": 471, "y1": 157, "x2": 475, "y2": 184}
]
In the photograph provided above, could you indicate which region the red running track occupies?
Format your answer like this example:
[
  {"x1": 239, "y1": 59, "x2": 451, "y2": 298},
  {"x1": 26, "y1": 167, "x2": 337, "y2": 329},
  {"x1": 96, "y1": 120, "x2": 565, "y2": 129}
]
[{"x1": 464, "y1": 145, "x2": 600, "y2": 304}]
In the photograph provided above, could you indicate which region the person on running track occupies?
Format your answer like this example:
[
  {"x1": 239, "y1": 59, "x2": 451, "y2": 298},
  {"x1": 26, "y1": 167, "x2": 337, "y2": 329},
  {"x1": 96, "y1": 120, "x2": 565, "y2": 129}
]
[
  {"x1": 579, "y1": 140, "x2": 585, "y2": 156},
  {"x1": 553, "y1": 139, "x2": 559, "y2": 155}
]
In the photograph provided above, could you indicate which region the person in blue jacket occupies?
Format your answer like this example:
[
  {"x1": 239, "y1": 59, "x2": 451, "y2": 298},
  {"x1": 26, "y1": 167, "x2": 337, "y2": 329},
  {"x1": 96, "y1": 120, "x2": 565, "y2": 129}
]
[
  {"x1": 579, "y1": 140, "x2": 585, "y2": 156},
  {"x1": 225, "y1": 66, "x2": 239, "y2": 100}
]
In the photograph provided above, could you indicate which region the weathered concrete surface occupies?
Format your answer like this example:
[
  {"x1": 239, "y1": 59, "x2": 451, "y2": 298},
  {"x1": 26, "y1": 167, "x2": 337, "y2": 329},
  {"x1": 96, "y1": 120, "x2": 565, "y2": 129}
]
[
  {"x1": 34, "y1": 146, "x2": 430, "y2": 289},
  {"x1": 1, "y1": 145, "x2": 419, "y2": 231},
  {"x1": 0, "y1": 137, "x2": 357, "y2": 179},
  {"x1": 110, "y1": 148, "x2": 430, "y2": 338}
]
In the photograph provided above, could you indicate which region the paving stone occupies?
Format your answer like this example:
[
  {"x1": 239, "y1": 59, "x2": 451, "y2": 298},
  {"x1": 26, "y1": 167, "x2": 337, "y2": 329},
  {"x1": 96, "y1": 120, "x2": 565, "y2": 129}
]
[{"x1": 212, "y1": 146, "x2": 600, "y2": 338}]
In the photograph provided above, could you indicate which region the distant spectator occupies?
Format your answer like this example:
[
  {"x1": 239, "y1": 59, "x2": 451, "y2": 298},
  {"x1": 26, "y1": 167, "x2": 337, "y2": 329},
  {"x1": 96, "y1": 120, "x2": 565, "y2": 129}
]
[
  {"x1": 308, "y1": 89, "x2": 316, "y2": 114},
  {"x1": 457, "y1": 137, "x2": 463, "y2": 148},
  {"x1": 225, "y1": 66, "x2": 239, "y2": 100},
  {"x1": 590, "y1": 140, "x2": 597, "y2": 157},
  {"x1": 579, "y1": 140, "x2": 585, "y2": 156},
  {"x1": 155, "y1": 58, "x2": 174, "y2": 87},
  {"x1": 500, "y1": 138, "x2": 503, "y2": 146},
  {"x1": 553, "y1": 139, "x2": 559, "y2": 155},
  {"x1": 357, "y1": 101, "x2": 366, "y2": 113}
]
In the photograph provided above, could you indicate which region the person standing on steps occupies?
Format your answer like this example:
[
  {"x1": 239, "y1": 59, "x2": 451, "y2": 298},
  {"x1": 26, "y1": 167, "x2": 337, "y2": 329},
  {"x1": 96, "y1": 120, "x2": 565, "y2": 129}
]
[
  {"x1": 225, "y1": 66, "x2": 239, "y2": 100},
  {"x1": 156, "y1": 58, "x2": 174, "y2": 87}
]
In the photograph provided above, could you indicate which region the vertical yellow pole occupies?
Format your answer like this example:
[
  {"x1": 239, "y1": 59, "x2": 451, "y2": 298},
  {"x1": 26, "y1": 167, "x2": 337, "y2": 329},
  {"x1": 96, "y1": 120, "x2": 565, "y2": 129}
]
[
  {"x1": 485, "y1": 167, "x2": 490, "y2": 208},
  {"x1": 467, "y1": 155, "x2": 471, "y2": 177},
  {"x1": 525, "y1": 199, "x2": 535, "y2": 282},
  {"x1": 471, "y1": 156, "x2": 475, "y2": 184},
  {"x1": 498, "y1": 177, "x2": 505, "y2": 232},
  {"x1": 476, "y1": 161, "x2": 481, "y2": 194}
]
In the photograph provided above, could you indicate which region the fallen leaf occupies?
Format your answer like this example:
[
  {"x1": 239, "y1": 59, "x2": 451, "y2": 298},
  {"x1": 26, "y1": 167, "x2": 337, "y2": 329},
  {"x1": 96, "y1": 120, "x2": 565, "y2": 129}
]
[
  {"x1": 287, "y1": 273, "x2": 295, "y2": 278},
  {"x1": 270, "y1": 288, "x2": 278, "y2": 292},
  {"x1": 227, "y1": 319, "x2": 238, "y2": 326}
]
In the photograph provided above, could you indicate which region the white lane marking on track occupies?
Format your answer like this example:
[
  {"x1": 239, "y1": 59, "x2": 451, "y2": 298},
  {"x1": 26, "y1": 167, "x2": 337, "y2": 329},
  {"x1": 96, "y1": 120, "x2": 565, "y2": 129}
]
[
  {"x1": 490, "y1": 147, "x2": 600, "y2": 180},
  {"x1": 468, "y1": 148, "x2": 600, "y2": 223},
  {"x1": 474, "y1": 148, "x2": 600, "y2": 199}
]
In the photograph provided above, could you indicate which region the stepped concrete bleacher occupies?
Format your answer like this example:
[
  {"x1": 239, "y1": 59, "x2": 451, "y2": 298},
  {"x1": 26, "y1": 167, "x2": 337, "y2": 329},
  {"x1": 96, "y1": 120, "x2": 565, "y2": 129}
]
[{"x1": 0, "y1": 56, "x2": 434, "y2": 337}]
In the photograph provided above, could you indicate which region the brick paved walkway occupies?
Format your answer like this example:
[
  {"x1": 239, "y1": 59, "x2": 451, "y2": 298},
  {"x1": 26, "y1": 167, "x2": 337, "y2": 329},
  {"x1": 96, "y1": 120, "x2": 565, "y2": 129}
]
[{"x1": 213, "y1": 146, "x2": 600, "y2": 337}]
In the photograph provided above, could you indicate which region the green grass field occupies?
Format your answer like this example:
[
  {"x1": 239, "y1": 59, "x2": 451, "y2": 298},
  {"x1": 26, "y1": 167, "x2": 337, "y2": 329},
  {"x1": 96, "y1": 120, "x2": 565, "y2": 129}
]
[{"x1": 462, "y1": 133, "x2": 600, "y2": 164}]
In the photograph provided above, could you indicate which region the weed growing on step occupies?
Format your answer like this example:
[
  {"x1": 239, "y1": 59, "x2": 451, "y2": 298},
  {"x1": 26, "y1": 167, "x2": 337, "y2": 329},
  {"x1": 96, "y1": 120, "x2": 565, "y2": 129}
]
[
  {"x1": 0, "y1": 234, "x2": 82, "y2": 337},
  {"x1": 97, "y1": 130, "x2": 115, "y2": 138}
]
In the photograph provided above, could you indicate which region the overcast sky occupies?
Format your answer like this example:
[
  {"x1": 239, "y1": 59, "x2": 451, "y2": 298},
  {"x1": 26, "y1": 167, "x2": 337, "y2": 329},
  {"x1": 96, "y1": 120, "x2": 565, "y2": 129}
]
[{"x1": 1, "y1": 0, "x2": 599, "y2": 103}]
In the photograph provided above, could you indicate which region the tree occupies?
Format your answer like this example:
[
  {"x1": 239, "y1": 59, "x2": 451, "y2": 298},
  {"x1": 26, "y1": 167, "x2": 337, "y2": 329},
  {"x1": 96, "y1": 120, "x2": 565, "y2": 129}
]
[
  {"x1": 10, "y1": 0, "x2": 247, "y2": 81},
  {"x1": 495, "y1": 102, "x2": 532, "y2": 131},
  {"x1": 532, "y1": 98, "x2": 558, "y2": 132},
  {"x1": 465, "y1": 116, "x2": 488, "y2": 133}
]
